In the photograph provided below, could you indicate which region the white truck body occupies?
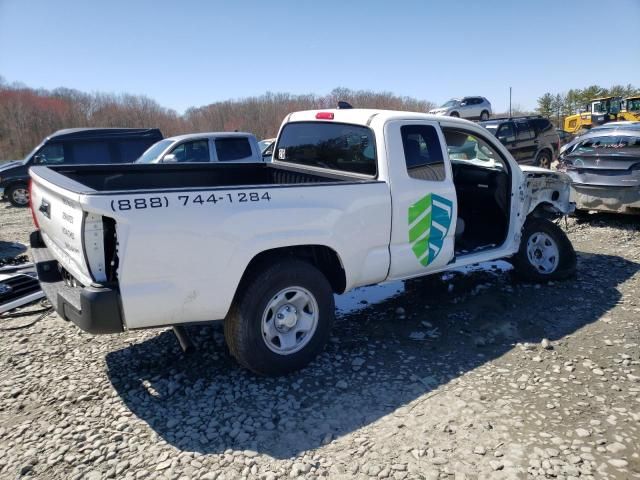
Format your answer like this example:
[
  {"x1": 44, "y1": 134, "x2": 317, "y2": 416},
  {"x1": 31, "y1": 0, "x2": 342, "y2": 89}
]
[{"x1": 29, "y1": 109, "x2": 575, "y2": 374}]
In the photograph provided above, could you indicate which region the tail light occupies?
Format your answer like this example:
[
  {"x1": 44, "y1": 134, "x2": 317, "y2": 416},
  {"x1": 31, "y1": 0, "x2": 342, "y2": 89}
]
[{"x1": 28, "y1": 179, "x2": 39, "y2": 229}]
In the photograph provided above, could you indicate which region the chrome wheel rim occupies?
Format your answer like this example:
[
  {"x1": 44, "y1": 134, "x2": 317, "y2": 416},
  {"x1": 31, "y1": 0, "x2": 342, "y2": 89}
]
[
  {"x1": 12, "y1": 187, "x2": 29, "y2": 205},
  {"x1": 526, "y1": 232, "x2": 559, "y2": 274},
  {"x1": 261, "y1": 286, "x2": 318, "y2": 355},
  {"x1": 538, "y1": 155, "x2": 551, "y2": 169}
]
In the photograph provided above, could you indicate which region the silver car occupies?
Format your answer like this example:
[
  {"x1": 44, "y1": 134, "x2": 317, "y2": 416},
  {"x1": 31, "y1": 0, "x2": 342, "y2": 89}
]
[
  {"x1": 429, "y1": 96, "x2": 492, "y2": 121},
  {"x1": 558, "y1": 127, "x2": 640, "y2": 214}
]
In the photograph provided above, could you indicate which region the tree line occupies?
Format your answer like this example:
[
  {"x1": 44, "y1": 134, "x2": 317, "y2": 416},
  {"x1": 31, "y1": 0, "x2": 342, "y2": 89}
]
[
  {"x1": 0, "y1": 77, "x2": 436, "y2": 160},
  {"x1": 536, "y1": 84, "x2": 640, "y2": 127}
]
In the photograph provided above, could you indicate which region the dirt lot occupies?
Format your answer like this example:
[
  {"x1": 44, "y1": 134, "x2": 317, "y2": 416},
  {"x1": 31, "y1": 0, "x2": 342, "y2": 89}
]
[{"x1": 1, "y1": 204, "x2": 639, "y2": 480}]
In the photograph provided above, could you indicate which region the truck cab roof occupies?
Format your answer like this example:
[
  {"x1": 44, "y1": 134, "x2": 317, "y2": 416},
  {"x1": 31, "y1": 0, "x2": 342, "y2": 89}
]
[
  {"x1": 285, "y1": 108, "x2": 475, "y2": 128},
  {"x1": 44, "y1": 128, "x2": 163, "y2": 142}
]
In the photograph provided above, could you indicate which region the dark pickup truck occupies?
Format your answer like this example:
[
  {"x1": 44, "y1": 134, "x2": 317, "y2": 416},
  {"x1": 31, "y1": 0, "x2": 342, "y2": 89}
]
[{"x1": 0, "y1": 128, "x2": 162, "y2": 206}]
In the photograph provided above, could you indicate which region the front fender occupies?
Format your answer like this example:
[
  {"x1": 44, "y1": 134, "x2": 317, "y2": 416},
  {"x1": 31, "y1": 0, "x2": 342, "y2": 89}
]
[{"x1": 520, "y1": 167, "x2": 575, "y2": 216}]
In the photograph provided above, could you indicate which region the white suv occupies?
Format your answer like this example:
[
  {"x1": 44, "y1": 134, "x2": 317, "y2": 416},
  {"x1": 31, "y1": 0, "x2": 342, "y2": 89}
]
[{"x1": 429, "y1": 96, "x2": 492, "y2": 121}]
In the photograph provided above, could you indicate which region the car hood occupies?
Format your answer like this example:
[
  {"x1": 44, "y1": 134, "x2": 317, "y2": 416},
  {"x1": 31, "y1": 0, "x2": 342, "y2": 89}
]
[{"x1": 0, "y1": 161, "x2": 24, "y2": 172}]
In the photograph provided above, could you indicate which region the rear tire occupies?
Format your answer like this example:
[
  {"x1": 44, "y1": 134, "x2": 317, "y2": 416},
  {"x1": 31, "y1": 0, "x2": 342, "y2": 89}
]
[
  {"x1": 480, "y1": 110, "x2": 490, "y2": 121},
  {"x1": 535, "y1": 150, "x2": 552, "y2": 169},
  {"x1": 7, "y1": 183, "x2": 29, "y2": 207},
  {"x1": 224, "y1": 258, "x2": 334, "y2": 376},
  {"x1": 511, "y1": 218, "x2": 576, "y2": 282}
]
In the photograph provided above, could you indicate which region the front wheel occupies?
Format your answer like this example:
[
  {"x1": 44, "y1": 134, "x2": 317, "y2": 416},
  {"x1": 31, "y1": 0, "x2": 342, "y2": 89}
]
[
  {"x1": 224, "y1": 259, "x2": 335, "y2": 375},
  {"x1": 535, "y1": 150, "x2": 552, "y2": 169},
  {"x1": 511, "y1": 218, "x2": 576, "y2": 282},
  {"x1": 7, "y1": 183, "x2": 29, "y2": 207},
  {"x1": 449, "y1": 111, "x2": 460, "y2": 118}
]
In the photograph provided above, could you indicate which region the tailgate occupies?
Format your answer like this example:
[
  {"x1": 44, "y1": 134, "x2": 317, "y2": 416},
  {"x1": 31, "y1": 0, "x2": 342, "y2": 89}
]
[{"x1": 30, "y1": 171, "x2": 98, "y2": 287}]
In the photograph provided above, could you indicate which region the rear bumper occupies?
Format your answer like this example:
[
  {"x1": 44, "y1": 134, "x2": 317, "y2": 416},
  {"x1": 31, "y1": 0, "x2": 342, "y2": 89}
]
[
  {"x1": 30, "y1": 231, "x2": 124, "y2": 334},
  {"x1": 572, "y1": 184, "x2": 640, "y2": 214}
]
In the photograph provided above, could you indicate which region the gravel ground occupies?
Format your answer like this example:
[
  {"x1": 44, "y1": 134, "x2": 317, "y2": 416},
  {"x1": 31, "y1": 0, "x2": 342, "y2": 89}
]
[{"x1": 1, "y1": 203, "x2": 639, "y2": 480}]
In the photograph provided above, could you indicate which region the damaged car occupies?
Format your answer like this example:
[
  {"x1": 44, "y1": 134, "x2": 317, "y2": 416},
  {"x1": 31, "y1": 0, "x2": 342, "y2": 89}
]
[{"x1": 558, "y1": 127, "x2": 640, "y2": 214}]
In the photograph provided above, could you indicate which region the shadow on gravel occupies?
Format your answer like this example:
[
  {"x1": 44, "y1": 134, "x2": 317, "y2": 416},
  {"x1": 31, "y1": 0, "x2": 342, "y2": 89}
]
[
  {"x1": 572, "y1": 211, "x2": 640, "y2": 230},
  {"x1": 106, "y1": 251, "x2": 639, "y2": 459}
]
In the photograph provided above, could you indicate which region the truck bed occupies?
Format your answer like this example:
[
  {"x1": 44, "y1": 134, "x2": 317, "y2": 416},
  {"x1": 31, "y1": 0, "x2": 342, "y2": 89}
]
[{"x1": 32, "y1": 162, "x2": 370, "y2": 194}]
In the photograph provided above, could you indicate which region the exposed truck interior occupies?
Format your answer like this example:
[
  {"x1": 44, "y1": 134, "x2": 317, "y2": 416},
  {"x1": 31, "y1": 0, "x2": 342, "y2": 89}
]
[{"x1": 444, "y1": 129, "x2": 511, "y2": 256}]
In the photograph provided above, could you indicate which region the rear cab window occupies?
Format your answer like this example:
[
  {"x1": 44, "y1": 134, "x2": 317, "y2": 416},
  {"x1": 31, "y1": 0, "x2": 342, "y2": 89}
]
[{"x1": 275, "y1": 122, "x2": 376, "y2": 176}]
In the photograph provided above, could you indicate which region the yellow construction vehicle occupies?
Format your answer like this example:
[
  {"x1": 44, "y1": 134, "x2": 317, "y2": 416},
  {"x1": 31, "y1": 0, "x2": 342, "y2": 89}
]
[
  {"x1": 618, "y1": 96, "x2": 640, "y2": 121},
  {"x1": 563, "y1": 96, "x2": 621, "y2": 133}
]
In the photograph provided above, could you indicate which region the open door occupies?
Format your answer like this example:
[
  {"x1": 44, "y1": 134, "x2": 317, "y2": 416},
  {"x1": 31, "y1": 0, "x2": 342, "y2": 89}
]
[{"x1": 385, "y1": 120, "x2": 458, "y2": 280}]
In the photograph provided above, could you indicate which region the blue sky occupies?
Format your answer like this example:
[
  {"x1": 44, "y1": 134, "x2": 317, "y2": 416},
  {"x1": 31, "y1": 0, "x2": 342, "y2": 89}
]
[{"x1": 1, "y1": 0, "x2": 639, "y2": 114}]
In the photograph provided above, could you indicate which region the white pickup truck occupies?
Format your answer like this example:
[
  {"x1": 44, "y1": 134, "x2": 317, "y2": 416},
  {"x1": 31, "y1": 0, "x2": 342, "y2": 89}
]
[{"x1": 29, "y1": 108, "x2": 576, "y2": 375}]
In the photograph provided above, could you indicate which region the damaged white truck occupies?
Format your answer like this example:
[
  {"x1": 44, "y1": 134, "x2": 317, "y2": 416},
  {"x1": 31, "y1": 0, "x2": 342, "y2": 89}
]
[{"x1": 29, "y1": 108, "x2": 577, "y2": 375}]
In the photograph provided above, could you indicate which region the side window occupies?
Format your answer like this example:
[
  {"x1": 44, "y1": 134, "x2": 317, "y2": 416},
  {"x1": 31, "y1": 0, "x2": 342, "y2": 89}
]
[
  {"x1": 515, "y1": 122, "x2": 533, "y2": 140},
  {"x1": 70, "y1": 142, "x2": 111, "y2": 164},
  {"x1": 35, "y1": 143, "x2": 65, "y2": 164},
  {"x1": 215, "y1": 137, "x2": 253, "y2": 161},
  {"x1": 530, "y1": 118, "x2": 552, "y2": 133},
  {"x1": 115, "y1": 140, "x2": 153, "y2": 163},
  {"x1": 443, "y1": 128, "x2": 507, "y2": 170},
  {"x1": 400, "y1": 125, "x2": 446, "y2": 182},
  {"x1": 497, "y1": 123, "x2": 515, "y2": 139},
  {"x1": 169, "y1": 140, "x2": 210, "y2": 162}
]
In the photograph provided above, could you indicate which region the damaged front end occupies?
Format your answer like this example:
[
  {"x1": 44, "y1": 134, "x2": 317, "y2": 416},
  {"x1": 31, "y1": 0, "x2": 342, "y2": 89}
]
[{"x1": 520, "y1": 166, "x2": 575, "y2": 217}]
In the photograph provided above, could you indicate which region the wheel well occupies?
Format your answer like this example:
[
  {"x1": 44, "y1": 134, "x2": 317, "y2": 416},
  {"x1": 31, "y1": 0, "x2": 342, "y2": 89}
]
[
  {"x1": 529, "y1": 201, "x2": 562, "y2": 219},
  {"x1": 7, "y1": 181, "x2": 27, "y2": 190},
  {"x1": 536, "y1": 148, "x2": 553, "y2": 161},
  {"x1": 240, "y1": 245, "x2": 346, "y2": 294}
]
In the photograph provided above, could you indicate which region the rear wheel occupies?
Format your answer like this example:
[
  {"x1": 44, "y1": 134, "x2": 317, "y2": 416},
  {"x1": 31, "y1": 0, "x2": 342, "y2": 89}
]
[
  {"x1": 511, "y1": 218, "x2": 576, "y2": 282},
  {"x1": 535, "y1": 150, "x2": 552, "y2": 169},
  {"x1": 224, "y1": 258, "x2": 334, "y2": 375},
  {"x1": 480, "y1": 110, "x2": 490, "y2": 121},
  {"x1": 7, "y1": 183, "x2": 29, "y2": 207}
]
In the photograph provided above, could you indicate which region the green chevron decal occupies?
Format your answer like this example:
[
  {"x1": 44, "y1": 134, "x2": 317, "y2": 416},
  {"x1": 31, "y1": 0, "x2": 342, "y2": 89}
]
[{"x1": 408, "y1": 193, "x2": 453, "y2": 266}]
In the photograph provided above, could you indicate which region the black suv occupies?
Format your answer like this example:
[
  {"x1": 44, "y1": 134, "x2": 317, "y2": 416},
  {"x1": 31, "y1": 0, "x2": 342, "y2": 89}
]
[
  {"x1": 480, "y1": 116, "x2": 560, "y2": 169},
  {"x1": 0, "y1": 128, "x2": 163, "y2": 206}
]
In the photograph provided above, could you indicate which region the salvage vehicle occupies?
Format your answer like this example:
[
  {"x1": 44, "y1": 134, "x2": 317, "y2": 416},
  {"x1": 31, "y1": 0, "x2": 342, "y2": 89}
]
[
  {"x1": 29, "y1": 108, "x2": 576, "y2": 375},
  {"x1": 0, "y1": 128, "x2": 162, "y2": 207},
  {"x1": 136, "y1": 132, "x2": 264, "y2": 164},
  {"x1": 480, "y1": 116, "x2": 560, "y2": 168},
  {"x1": 558, "y1": 126, "x2": 640, "y2": 214},
  {"x1": 428, "y1": 97, "x2": 492, "y2": 121}
]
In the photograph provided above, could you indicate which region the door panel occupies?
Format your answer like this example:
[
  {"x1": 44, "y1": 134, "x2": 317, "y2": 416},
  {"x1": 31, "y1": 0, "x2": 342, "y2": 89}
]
[{"x1": 386, "y1": 120, "x2": 457, "y2": 280}]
